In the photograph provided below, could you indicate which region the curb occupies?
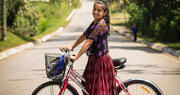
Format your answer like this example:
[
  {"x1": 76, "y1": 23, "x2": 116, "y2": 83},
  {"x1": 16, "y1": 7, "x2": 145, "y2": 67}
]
[
  {"x1": 0, "y1": 27, "x2": 64, "y2": 60},
  {"x1": 112, "y1": 26, "x2": 180, "y2": 59},
  {"x1": 0, "y1": 9, "x2": 76, "y2": 60}
]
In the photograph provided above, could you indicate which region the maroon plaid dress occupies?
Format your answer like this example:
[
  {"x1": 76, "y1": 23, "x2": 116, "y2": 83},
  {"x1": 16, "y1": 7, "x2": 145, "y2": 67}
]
[{"x1": 82, "y1": 19, "x2": 117, "y2": 95}]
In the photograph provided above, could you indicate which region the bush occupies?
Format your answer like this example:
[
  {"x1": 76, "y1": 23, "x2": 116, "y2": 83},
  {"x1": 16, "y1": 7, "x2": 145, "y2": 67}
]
[
  {"x1": 10, "y1": 0, "x2": 80, "y2": 41},
  {"x1": 127, "y1": 4, "x2": 151, "y2": 36},
  {"x1": 13, "y1": 3, "x2": 39, "y2": 40},
  {"x1": 126, "y1": 1, "x2": 180, "y2": 42}
]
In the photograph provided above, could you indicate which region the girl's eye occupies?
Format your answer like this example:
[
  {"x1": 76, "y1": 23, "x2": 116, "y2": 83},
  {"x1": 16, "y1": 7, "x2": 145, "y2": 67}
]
[
  {"x1": 97, "y1": 9, "x2": 102, "y2": 12},
  {"x1": 93, "y1": 8, "x2": 96, "y2": 11}
]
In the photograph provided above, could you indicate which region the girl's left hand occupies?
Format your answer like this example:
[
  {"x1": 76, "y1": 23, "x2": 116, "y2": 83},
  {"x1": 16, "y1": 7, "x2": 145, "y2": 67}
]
[
  {"x1": 59, "y1": 46, "x2": 72, "y2": 52},
  {"x1": 69, "y1": 55, "x2": 78, "y2": 61}
]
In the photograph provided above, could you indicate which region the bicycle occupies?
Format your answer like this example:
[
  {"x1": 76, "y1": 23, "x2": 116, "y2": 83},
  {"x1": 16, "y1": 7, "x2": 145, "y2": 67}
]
[{"x1": 32, "y1": 50, "x2": 163, "y2": 95}]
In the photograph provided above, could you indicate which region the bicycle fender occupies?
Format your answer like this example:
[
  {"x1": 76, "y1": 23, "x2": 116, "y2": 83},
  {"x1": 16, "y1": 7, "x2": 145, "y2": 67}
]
[{"x1": 122, "y1": 78, "x2": 163, "y2": 95}]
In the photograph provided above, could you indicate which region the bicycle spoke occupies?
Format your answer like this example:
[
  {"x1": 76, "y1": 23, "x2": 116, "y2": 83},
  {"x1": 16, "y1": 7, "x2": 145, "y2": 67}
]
[
  {"x1": 35, "y1": 84, "x2": 73, "y2": 95},
  {"x1": 119, "y1": 84, "x2": 158, "y2": 95}
]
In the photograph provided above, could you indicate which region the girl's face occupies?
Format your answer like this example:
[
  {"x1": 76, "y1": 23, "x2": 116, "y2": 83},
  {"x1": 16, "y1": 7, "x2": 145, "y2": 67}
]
[{"x1": 92, "y1": 3, "x2": 106, "y2": 21}]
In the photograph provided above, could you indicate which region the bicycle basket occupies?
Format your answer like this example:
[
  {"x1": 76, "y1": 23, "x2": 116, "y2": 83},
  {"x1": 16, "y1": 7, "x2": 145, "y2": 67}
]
[{"x1": 45, "y1": 53, "x2": 66, "y2": 80}]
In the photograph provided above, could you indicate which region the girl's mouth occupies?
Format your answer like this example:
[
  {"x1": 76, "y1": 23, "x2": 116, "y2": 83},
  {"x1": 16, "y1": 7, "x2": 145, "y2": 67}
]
[{"x1": 94, "y1": 14, "x2": 98, "y2": 17}]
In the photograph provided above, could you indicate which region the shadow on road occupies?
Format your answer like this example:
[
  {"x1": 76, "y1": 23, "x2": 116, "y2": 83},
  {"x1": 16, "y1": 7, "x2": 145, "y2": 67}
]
[
  {"x1": 47, "y1": 35, "x2": 79, "y2": 42},
  {"x1": 109, "y1": 31, "x2": 160, "y2": 54},
  {"x1": 109, "y1": 46, "x2": 159, "y2": 53},
  {"x1": 121, "y1": 65, "x2": 180, "y2": 75}
]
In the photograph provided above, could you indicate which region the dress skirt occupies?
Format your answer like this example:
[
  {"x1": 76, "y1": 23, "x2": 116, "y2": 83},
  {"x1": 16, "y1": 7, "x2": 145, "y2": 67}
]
[{"x1": 82, "y1": 53, "x2": 117, "y2": 95}]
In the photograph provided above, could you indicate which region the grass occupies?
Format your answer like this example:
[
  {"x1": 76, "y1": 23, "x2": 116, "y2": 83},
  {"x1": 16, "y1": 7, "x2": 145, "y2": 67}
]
[
  {"x1": 137, "y1": 33, "x2": 180, "y2": 50},
  {"x1": 165, "y1": 43, "x2": 180, "y2": 50},
  {"x1": 0, "y1": 30, "x2": 27, "y2": 51},
  {"x1": 110, "y1": 11, "x2": 130, "y2": 26},
  {"x1": 33, "y1": 11, "x2": 71, "y2": 40}
]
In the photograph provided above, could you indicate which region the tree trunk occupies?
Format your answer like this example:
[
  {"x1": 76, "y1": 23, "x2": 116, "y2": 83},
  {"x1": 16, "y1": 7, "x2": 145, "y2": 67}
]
[
  {"x1": 69, "y1": 0, "x2": 72, "y2": 7},
  {"x1": 59, "y1": 0, "x2": 61, "y2": 13},
  {"x1": 1, "y1": 0, "x2": 6, "y2": 41}
]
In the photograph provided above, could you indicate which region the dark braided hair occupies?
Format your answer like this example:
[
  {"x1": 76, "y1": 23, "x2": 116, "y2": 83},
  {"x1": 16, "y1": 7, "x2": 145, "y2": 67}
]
[{"x1": 95, "y1": 0, "x2": 110, "y2": 35}]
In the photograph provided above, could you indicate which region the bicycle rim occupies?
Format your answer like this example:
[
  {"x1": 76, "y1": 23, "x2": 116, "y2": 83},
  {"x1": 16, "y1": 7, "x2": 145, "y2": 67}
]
[
  {"x1": 117, "y1": 79, "x2": 162, "y2": 95},
  {"x1": 119, "y1": 84, "x2": 159, "y2": 95},
  {"x1": 32, "y1": 81, "x2": 78, "y2": 95}
]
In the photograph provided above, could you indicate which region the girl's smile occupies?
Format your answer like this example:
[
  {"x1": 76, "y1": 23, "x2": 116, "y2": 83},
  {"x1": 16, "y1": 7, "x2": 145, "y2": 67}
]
[{"x1": 92, "y1": 3, "x2": 106, "y2": 22}]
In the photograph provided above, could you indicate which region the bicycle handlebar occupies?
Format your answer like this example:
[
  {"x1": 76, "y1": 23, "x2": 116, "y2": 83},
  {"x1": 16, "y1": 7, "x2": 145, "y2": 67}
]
[{"x1": 61, "y1": 49, "x2": 75, "y2": 63}]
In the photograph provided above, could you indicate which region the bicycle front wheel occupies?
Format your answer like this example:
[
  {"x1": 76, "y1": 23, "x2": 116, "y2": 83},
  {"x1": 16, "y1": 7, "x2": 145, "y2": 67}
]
[
  {"x1": 117, "y1": 78, "x2": 163, "y2": 95},
  {"x1": 32, "y1": 81, "x2": 79, "y2": 95}
]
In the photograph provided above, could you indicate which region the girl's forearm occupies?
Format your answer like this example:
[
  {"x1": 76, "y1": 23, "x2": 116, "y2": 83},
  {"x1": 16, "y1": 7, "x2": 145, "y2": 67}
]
[
  {"x1": 75, "y1": 39, "x2": 93, "y2": 60},
  {"x1": 72, "y1": 34, "x2": 86, "y2": 50}
]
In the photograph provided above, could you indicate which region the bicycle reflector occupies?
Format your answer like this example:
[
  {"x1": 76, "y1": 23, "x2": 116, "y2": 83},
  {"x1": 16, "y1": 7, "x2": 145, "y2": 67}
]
[{"x1": 141, "y1": 86, "x2": 151, "y2": 94}]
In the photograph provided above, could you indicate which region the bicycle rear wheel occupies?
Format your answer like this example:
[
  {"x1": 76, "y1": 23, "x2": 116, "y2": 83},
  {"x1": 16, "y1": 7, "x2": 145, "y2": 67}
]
[
  {"x1": 117, "y1": 78, "x2": 163, "y2": 95},
  {"x1": 32, "y1": 81, "x2": 79, "y2": 95}
]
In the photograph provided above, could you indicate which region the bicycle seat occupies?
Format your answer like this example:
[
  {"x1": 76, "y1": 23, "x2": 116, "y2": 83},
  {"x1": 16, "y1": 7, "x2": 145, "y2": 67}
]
[{"x1": 113, "y1": 57, "x2": 126, "y2": 70}]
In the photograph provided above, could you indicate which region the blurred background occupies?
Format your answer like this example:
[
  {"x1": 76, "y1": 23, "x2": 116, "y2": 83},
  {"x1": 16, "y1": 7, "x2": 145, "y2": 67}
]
[{"x1": 0, "y1": 0, "x2": 179, "y2": 51}]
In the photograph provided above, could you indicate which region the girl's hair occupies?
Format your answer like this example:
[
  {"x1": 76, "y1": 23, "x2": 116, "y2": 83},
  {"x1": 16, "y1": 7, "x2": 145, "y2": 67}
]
[{"x1": 95, "y1": 0, "x2": 110, "y2": 35}]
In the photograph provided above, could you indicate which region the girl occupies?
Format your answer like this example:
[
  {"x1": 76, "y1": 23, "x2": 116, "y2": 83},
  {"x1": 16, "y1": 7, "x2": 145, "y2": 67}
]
[{"x1": 60, "y1": 0, "x2": 117, "y2": 95}]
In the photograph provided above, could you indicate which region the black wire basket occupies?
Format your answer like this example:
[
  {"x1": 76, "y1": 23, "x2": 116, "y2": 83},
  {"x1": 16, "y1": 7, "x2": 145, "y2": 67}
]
[{"x1": 45, "y1": 53, "x2": 66, "y2": 80}]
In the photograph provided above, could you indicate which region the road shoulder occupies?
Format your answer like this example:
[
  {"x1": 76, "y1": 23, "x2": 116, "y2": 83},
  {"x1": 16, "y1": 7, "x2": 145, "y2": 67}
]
[{"x1": 112, "y1": 26, "x2": 180, "y2": 60}]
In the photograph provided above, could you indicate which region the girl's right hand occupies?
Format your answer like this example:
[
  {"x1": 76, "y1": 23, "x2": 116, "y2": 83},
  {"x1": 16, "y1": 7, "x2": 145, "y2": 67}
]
[{"x1": 59, "y1": 46, "x2": 72, "y2": 52}]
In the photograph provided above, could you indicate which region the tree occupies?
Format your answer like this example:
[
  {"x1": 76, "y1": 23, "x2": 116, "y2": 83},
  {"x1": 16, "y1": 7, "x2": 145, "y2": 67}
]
[{"x1": 1, "y1": 0, "x2": 7, "y2": 41}]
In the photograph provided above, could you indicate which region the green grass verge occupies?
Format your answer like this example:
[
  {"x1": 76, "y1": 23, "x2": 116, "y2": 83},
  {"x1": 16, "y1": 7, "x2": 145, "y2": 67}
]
[
  {"x1": 0, "y1": 31, "x2": 26, "y2": 51},
  {"x1": 166, "y1": 43, "x2": 180, "y2": 50},
  {"x1": 33, "y1": 10, "x2": 71, "y2": 40},
  {"x1": 111, "y1": 11, "x2": 129, "y2": 26}
]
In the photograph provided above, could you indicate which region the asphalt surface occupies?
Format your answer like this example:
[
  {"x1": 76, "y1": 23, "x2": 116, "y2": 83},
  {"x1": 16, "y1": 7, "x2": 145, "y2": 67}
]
[{"x1": 0, "y1": 0, "x2": 180, "y2": 95}]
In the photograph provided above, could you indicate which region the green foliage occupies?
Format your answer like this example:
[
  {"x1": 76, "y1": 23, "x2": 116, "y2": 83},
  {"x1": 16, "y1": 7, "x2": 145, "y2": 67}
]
[
  {"x1": 0, "y1": 1, "x2": 1, "y2": 25},
  {"x1": 126, "y1": 0, "x2": 180, "y2": 42},
  {"x1": 0, "y1": 0, "x2": 80, "y2": 51},
  {"x1": 6, "y1": 0, "x2": 25, "y2": 26},
  {"x1": 13, "y1": 3, "x2": 39, "y2": 40},
  {"x1": 4, "y1": 0, "x2": 80, "y2": 41},
  {"x1": 110, "y1": 1, "x2": 122, "y2": 13},
  {"x1": 71, "y1": 0, "x2": 81, "y2": 8}
]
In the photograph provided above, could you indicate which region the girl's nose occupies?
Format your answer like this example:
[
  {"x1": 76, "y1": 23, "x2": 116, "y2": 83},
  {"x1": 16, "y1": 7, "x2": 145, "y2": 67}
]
[{"x1": 94, "y1": 10, "x2": 98, "y2": 14}]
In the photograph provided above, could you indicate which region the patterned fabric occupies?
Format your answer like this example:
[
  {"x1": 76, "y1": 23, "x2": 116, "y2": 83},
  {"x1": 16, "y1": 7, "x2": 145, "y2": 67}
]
[
  {"x1": 84, "y1": 19, "x2": 109, "y2": 58},
  {"x1": 82, "y1": 54, "x2": 117, "y2": 95}
]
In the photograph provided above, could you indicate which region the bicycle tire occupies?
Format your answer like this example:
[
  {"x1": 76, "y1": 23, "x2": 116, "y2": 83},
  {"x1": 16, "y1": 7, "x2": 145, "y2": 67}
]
[
  {"x1": 117, "y1": 78, "x2": 163, "y2": 95},
  {"x1": 32, "y1": 81, "x2": 79, "y2": 95}
]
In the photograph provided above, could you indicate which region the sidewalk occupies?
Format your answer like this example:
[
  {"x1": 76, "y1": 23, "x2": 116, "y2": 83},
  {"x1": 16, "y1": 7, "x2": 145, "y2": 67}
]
[
  {"x1": 0, "y1": 9, "x2": 77, "y2": 60},
  {"x1": 112, "y1": 26, "x2": 180, "y2": 60}
]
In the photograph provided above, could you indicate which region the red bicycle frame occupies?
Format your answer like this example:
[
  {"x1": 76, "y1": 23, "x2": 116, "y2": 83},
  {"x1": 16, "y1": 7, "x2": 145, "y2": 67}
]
[{"x1": 58, "y1": 67, "x2": 131, "y2": 95}]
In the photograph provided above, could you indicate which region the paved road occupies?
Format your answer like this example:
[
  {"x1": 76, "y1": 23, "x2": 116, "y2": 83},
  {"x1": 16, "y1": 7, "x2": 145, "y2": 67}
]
[{"x1": 0, "y1": 0, "x2": 180, "y2": 95}]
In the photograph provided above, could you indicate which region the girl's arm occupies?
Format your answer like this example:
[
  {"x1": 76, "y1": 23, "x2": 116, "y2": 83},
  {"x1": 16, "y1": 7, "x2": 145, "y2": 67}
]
[
  {"x1": 71, "y1": 33, "x2": 86, "y2": 50},
  {"x1": 73, "y1": 39, "x2": 93, "y2": 60}
]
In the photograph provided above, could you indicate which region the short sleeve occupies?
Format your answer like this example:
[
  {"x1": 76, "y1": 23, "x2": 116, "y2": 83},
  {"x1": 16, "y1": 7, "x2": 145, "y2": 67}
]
[
  {"x1": 87, "y1": 19, "x2": 108, "y2": 40},
  {"x1": 83, "y1": 21, "x2": 94, "y2": 38}
]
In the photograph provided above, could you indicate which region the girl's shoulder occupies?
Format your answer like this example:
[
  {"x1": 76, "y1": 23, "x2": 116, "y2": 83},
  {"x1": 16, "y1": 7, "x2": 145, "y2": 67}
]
[
  {"x1": 97, "y1": 19, "x2": 107, "y2": 27},
  {"x1": 99, "y1": 19, "x2": 106, "y2": 24}
]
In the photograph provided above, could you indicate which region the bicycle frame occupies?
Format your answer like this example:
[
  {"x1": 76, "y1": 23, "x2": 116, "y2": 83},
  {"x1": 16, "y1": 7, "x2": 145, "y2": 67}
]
[
  {"x1": 35, "y1": 51, "x2": 162, "y2": 95},
  {"x1": 58, "y1": 63, "x2": 131, "y2": 95}
]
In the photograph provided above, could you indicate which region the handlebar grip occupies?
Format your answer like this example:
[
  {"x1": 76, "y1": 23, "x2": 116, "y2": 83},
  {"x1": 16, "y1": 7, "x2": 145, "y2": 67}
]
[
  {"x1": 61, "y1": 49, "x2": 69, "y2": 52},
  {"x1": 70, "y1": 59, "x2": 74, "y2": 63},
  {"x1": 61, "y1": 49, "x2": 74, "y2": 53}
]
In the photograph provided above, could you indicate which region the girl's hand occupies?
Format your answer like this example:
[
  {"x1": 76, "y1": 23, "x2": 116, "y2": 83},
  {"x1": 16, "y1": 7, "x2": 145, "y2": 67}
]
[
  {"x1": 69, "y1": 55, "x2": 78, "y2": 61},
  {"x1": 59, "y1": 46, "x2": 72, "y2": 52}
]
